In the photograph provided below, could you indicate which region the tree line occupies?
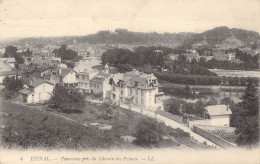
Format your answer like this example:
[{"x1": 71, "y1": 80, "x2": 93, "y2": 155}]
[{"x1": 117, "y1": 63, "x2": 259, "y2": 86}]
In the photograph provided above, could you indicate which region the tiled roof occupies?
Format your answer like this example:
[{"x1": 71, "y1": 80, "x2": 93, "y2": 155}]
[
  {"x1": 52, "y1": 67, "x2": 74, "y2": 78},
  {"x1": 18, "y1": 88, "x2": 34, "y2": 95},
  {"x1": 29, "y1": 78, "x2": 54, "y2": 88},
  {"x1": 90, "y1": 72, "x2": 112, "y2": 82},
  {"x1": 111, "y1": 70, "x2": 158, "y2": 88},
  {"x1": 204, "y1": 105, "x2": 232, "y2": 116}
]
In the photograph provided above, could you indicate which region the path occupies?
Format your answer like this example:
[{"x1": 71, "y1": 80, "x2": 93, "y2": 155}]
[{"x1": 120, "y1": 104, "x2": 221, "y2": 149}]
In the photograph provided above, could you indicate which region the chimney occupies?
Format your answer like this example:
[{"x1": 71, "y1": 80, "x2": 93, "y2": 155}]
[{"x1": 226, "y1": 105, "x2": 229, "y2": 111}]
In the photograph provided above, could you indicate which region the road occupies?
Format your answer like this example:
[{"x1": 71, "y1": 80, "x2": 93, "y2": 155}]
[{"x1": 120, "y1": 104, "x2": 221, "y2": 149}]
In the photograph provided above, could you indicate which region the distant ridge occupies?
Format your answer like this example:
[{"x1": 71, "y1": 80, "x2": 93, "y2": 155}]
[{"x1": 5, "y1": 27, "x2": 260, "y2": 47}]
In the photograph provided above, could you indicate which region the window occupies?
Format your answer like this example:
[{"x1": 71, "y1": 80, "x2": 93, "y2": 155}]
[
  {"x1": 121, "y1": 90, "x2": 123, "y2": 95},
  {"x1": 94, "y1": 83, "x2": 96, "y2": 88},
  {"x1": 130, "y1": 88, "x2": 132, "y2": 94},
  {"x1": 135, "y1": 89, "x2": 138, "y2": 95},
  {"x1": 113, "y1": 87, "x2": 116, "y2": 91},
  {"x1": 90, "y1": 83, "x2": 93, "y2": 87},
  {"x1": 141, "y1": 98, "x2": 144, "y2": 105},
  {"x1": 97, "y1": 83, "x2": 99, "y2": 89},
  {"x1": 141, "y1": 90, "x2": 144, "y2": 96},
  {"x1": 135, "y1": 97, "x2": 138, "y2": 104}
]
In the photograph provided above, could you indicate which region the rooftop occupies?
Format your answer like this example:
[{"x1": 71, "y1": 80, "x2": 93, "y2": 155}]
[
  {"x1": 204, "y1": 104, "x2": 232, "y2": 116},
  {"x1": 52, "y1": 67, "x2": 75, "y2": 78}
]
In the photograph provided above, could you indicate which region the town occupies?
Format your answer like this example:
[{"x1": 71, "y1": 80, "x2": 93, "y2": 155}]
[{"x1": 0, "y1": 26, "x2": 259, "y2": 151}]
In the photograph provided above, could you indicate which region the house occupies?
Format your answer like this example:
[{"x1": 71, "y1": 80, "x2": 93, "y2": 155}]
[
  {"x1": 109, "y1": 69, "x2": 164, "y2": 110},
  {"x1": 74, "y1": 63, "x2": 99, "y2": 93},
  {"x1": 204, "y1": 105, "x2": 232, "y2": 127},
  {"x1": 183, "y1": 51, "x2": 200, "y2": 61},
  {"x1": 0, "y1": 58, "x2": 16, "y2": 68},
  {"x1": 167, "y1": 54, "x2": 179, "y2": 61},
  {"x1": 18, "y1": 79, "x2": 54, "y2": 104},
  {"x1": 50, "y1": 67, "x2": 78, "y2": 87},
  {"x1": 213, "y1": 53, "x2": 235, "y2": 61},
  {"x1": 89, "y1": 69, "x2": 112, "y2": 98},
  {"x1": 21, "y1": 65, "x2": 54, "y2": 86}
]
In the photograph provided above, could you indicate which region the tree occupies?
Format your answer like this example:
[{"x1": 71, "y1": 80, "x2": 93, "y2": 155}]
[
  {"x1": 56, "y1": 45, "x2": 78, "y2": 62},
  {"x1": 49, "y1": 84, "x2": 86, "y2": 112},
  {"x1": 164, "y1": 97, "x2": 184, "y2": 116},
  {"x1": 234, "y1": 79, "x2": 259, "y2": 147},
  {"x1": 2, "y1": 76, "x2": 23, "y2": 99},
  {"x1": 134, "y1": 117, "x2": 167, "y2": 145},
  {"x1": 14, "y1": 54, "x2": 25, "y2": 64},
  {"x1": 99, "y1": 100, "x2": 115, "y2": 119},
  {"x1": 4, "y1": 45, "x2": 18, "y2": 57}
]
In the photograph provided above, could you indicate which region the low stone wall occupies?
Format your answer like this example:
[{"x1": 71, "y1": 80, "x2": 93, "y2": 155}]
[
  {"x1": 156, "y1": 110, "x2": 183, "y2": 123},
  {"x1": 197, "y1": 125, "x2": 236, "y2": 133},
  {"x1": 193, "y1": 125, "x2": 237, "y2": 149}
]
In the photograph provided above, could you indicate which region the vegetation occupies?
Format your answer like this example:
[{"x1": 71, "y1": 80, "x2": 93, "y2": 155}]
[
  {"x1": 2, "y1": 76, "x2": 23, "y2": 100},
  {"x1": 133, "y1": 117, "x2": 168, "y2": 145},
  {"x1": 232, "y1": 79, "x2": 259, "y2": 147},
  {"x1": 53, "y1": 45, "x2": 78, "y2": 62},
  {"x1": 99, "y1": 100, "x2": 116, "y2": 119},
  {"x1": 164, "y1": 97, "x2": 219, "y2": 118},
  {"x1": 3, "y1": 45, "x2": 33, "y2": 65},
  {"x1": 117, "y1": 63, "x2": 259, "y2": 86},
  {"x1": 0, "y1": 99, "x2": 120, "y2": 149},
  {"x1": 49, "y1": 84, "x2": 86, "y2": 112}
]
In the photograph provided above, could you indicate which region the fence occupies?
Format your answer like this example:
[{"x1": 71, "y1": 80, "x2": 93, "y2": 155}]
[
  {"x1": 193, "y1": 125, "x2": 237, "y2": 149},
  {"x1": 156, "y1": 110, "x2": 183, "y2": 123}
]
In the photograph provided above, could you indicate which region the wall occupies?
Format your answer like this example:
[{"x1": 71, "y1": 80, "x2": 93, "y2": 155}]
[
  {"x1": 50, "y1": 73, "x2": 61, "y2": 84},
  {"x1": 211, "y1": 115, "x2": 230, "y2": 127},
  {"x1": 156, "y1": 109, "x2": 183, "y2": 124},
  {"x1": 33, "y1": 83, "x2": 54, "y2": 103},
  {"x1": 188, "y1": 119, "x2": 211, "y2": 128},
  {"x1": 90, "y1": 81, "x2": 103, "y2": 95},
  {"x1": 63, "y1": 71, "x2": 78, "y2": 84},
  {"x1": 193, "y1": 125, "x2": 237, "y2": 149},
  {"x1": 103, "y1": 76, "x2": 112, "y2": 99}
]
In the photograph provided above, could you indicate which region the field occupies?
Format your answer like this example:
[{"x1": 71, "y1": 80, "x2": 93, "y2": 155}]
[{"x1": 0, "y1": 98, "x2": 212, "y2": 150}]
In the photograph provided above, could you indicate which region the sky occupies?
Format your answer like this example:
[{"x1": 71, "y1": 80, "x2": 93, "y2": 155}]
[{"x1": 0, "y1": 0, "x2": 259, "y2": 40}]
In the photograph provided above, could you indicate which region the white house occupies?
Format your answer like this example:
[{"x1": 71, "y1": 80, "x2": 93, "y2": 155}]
[
  {"x1": 18, "y1": 79, "x2": 54, "y2": 103},
  {"x1": 204, "y1": 104, "x2": 232, "y2": 127},
  {"x1": 50, "y1": 67, "x2": 78, "y2": 87},
  {"x1": 109, "y1": 69, "x2": 164, "y2": 110}
]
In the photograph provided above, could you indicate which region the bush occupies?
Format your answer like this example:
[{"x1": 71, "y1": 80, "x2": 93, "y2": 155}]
[{"x1": 133, "y1": 118, "x2": 168, "y2": 145}]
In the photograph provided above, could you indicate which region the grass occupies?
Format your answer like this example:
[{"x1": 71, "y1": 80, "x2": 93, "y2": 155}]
[
  {"x1": 0, "y1": 99, "x2": 134, "y2": 150},
  {"x1": 0, "y1": 98, "x2": 213, "y2": 150}
]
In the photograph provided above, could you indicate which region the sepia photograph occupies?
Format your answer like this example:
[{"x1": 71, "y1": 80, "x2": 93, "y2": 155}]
[{"x1": 0, "y1": 0, "x2": 259, "y2": 163}]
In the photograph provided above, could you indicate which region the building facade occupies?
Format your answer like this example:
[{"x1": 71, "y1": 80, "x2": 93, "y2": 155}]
[
  {"x1": 109, "y1": 70, "x2": 164, "y2": 110},
  {"x1": 18, "y1": 80, "x2": 54, "y2": 104},
  {"x1": 50, "y1": 67, "x2": 78, "y2": 87}
]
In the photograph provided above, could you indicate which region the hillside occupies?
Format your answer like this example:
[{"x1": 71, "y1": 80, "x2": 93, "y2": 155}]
[
  {"x1": 200, "y1": 26, "x2": 260, "y2": 45},
  {"x1": 4, "y1": 27, "x2": 260, "y2": 48}
]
